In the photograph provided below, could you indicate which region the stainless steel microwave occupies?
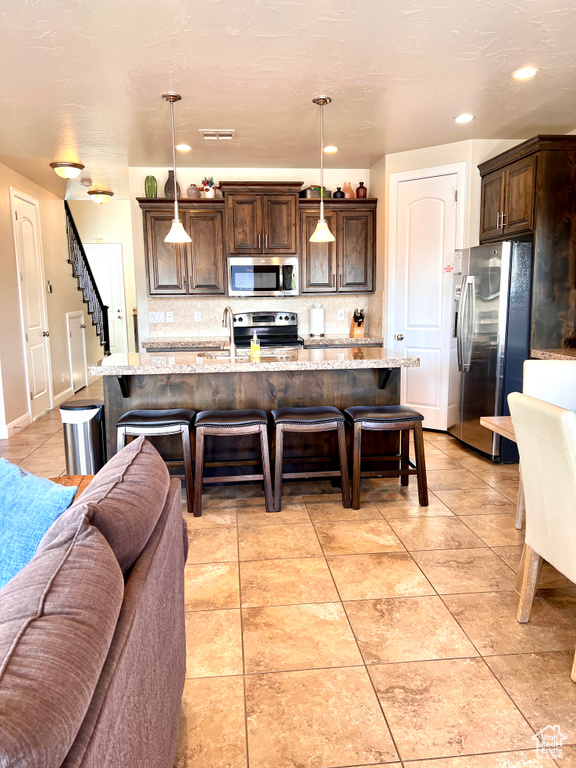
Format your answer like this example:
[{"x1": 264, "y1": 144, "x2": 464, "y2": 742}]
[{"x1": 227, "y1": 257, "x2": 299, "y2": 297}]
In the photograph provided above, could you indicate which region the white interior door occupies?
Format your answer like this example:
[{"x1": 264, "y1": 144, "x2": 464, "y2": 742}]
[
  {"x1": 67, "y1": 312, "x2": 88, "y2": 392},
  {"x1": 391, "y1": 173, "x2": 459, "y2": 430},
  {"x1": 84, "y1": 244, "x2": 128, "y2": 354},
  {"x1": 12, "y1": 191, "x2": 52, "y2": 419}
]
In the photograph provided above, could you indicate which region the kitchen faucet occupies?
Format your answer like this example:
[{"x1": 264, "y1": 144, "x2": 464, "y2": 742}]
[{"x1": 222, "y1": 306, "x2": 236, "y2": 359}]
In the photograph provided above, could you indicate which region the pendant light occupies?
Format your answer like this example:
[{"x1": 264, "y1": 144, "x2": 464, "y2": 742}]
[
  {"x1": 309, "y1": 96, "x2": 335, "y2": 243},
  {"x1": 162, "y1": 92, "x2": 191, "y2": 244}
]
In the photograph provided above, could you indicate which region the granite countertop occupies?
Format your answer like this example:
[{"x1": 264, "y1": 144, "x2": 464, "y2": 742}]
[
  {"x1": 89, "y1": 347, "x2": 419, "y2": 376},
  {"x1": 532, "y1": 349, "x2": 576, "y2": 361},
  {"x1": 141, "y1": 335, "x2": 385, "y2": 350}
]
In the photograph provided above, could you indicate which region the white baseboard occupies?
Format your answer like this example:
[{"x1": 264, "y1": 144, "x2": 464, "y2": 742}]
[
  {"x1": 53, "y1": 387, "x2": 74, "y2": 408},
  {"x1": 0, "y1": 411, "x2": 32, "y2": 439}
]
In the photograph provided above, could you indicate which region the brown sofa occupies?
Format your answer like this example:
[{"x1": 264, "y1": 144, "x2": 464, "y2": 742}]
[{"x1": 0, "y1": 437, "x2": 188, "y2": 768}]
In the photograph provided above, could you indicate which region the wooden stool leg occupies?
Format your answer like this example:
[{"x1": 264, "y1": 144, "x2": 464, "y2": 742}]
[
  {"x1": 517, "y1": 546, "x2": 543, "y2": 623},
  {"x1": 116, "y1": 425, "x2": 126, "y2": 454},
  {"x1": 352, "y1": 422, "x2": 362, "y2": 510},
  {"x1": 181, "y1": 425, "x2": 194, "y2": 516},
  {"x1": 515, "y1": 466, "x2": 525, "y2": 530},
  {"x1": 401, "y1": 429, "x2": 410, "y2": 486},
  {"x1": 274, "y1": 424, "x2": 285, "y2": 512},
  {"x1": 330, "y1": 430, "x2": 341, "y2": 488},
  {"x1": 413, "y1": 422, "x2": 429, "y2": 506},
  {"x1": 193, "y1": 427, "x2": 205, "y2": 517},
  {"x1": 259, "y1": 424, "x2": 275, "y2": 513},
  {"x1": 337, "y1": 422, "x2": 351, "y2": 508}
]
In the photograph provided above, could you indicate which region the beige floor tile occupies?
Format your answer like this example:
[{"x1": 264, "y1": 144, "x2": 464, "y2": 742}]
[
  {"x1": 413, "y1": 548, "x2": 517, "y2": 594},
  {"x1": 423, "y1": 455, "x2": 467, "y2": 470},
  {"x1": 245, "y1": 667, "x2": 398, "y2": 768},
  {"x1": 560, "y1": 745, "x2": 576, "y2": 766},
  {"x1": 434, "y1": 487, "x2": 515, "y2": 515},
  {"x1": 377, "y1": 496, "x2": 454, "y2": 519},
  {"x1": 306, "y1": 499, "x2": 384, "y2": 521},
  {"x1": 238, "y1": 522, "x2": 322, "y2": 561},
  {"x1": 444, "y1": 591, "x2": 576, "y2": 655},
  {"x1": 0, "y1": 445, "x2": 37, "y2": 460},
  {"x1": 240, "y1": 557, "x2": 339, "y2": 607},
  {"x1": 302, "y1": 492, "x2": 348, "y2": 505},
  {"x1": 328, "y1": 552, "x2": 434, "y2": 601},
  {"x1": 492, "y1": 546, "x2": 575, "y2": 589},
  {"x1": 20, "y1": 466, "x2": 66, "y2": 479},
  {"x1": 370, "y1": 657, "x2": 535, "y2": 761},
  {"x1": 298, "y1": 479, "x2": 342, "y2": 496},
  {"x1": 389, "y1": 516, "x2": 486, "y2": 551},
  {"x1": 184, "y1": 563, "x2": 240, "y2": 610},
  {"x1": 425, "y1": 469, "x2": 490, "y2": 492},
  {"x1": 185, "y1": 609, "x2": 243, "y2": 678},
  {"x1": 540, "y1": 587, "x2": 576, "y2": 628},
  {"x1": 460, "y1": 513, "x2": 525, "y2": 547},
  {"x1": 187, "y1": 526, "x2": 238, "y2": 564},
  {"x1": 495, "y1": 481, "x2": 522, "y2": 502},
  {"x1": 18, "y1": 456, "x2": 66, "y2": 473},
  {"x1": 314, "y1": 518, "x2": 404, "y2": 555},
  {"x1": 185, "y1": 506, "x2": 237, "y2": 528},
  {"x1": 486, "y1": 651, "x2": 576, "y2": 743},
  {"x1": 174, "y1": 676, "x2": 247, "y2": 768},
  {"x1": 471, "y1": 466, "x2": 520, "y2": 484},
  {"x1": 412, "y1": 751, "x2": 554, "y2": 766},
  {"x1": 242, "y1": 603, "x2": 362, "y2": 673},
  {"x1": 237, "y1": 502, "x2": 310, "y2": 526},
  {"x1": 345, "y1": 595, "x2": 477, "y2": 664}
]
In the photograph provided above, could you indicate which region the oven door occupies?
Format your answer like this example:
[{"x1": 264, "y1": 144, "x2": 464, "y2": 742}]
[{"x1": 227, "y1": 257, "x2": 299, "y2": 297}]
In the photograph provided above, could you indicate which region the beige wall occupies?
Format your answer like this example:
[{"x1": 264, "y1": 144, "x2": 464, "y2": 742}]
[
  {"x1": 68, "y1": 200, "x2": 137, "y2": 352},
  {"x1": 128, "y1": 166, "x2": 379, "y2": 345},
  {"x1": 0, "y1": 161, "x2": 104, "y2": 430}
]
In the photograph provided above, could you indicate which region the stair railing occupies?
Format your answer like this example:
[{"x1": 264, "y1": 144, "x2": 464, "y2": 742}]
[{"x1": 64, "y1": 201, "x2": 110, "y2": 355}]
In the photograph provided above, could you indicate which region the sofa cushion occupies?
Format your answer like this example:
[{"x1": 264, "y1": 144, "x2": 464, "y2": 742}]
[
  {"x1": 38, "y1": 436, "x2": 170, "y2": 574},
  {"x1": 0, "y1": 511, "x2": 123, "y2": 768},
  {"x1": 0, "y1": 458, "x2": 77, "y2": 590}
]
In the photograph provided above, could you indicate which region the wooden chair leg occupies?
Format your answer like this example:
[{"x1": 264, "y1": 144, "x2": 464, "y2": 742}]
[
  {"x1": 401, "y1": 429, "x2": 410, "y2": 486},
  {"x1": 336, "y1": 421, "x2": 351, "y2": 508},
  {"x1": 515, "y1": 466, "x2": 525, "y2": 530},
  {"x1": 413, "y1": 422, "x2": 429, "y2": 507},
  {"x1": 330, "y1": 430, "x2": 341, "y2": 488},
  {"x1": 274, "y1": 424, "x2": 284, "y2": 512},
  {"x1": 259, "y1": 424, "x2": 275, "y2": 514},
  {"x1": 193, "y1": 427, "x2": 205, "y2": 518},
  {"x1": 181, "y1": 425, "x2": 194, "y2": 516},
  {"x1": 517, "y1": 546, "x2": 543, "y2": 623},
  {"x1": 116, "y1": 426, "x2": 126, "y2": 454},
  {"x1": 571, "y1": 650, "x2": 576, "y2": 684},
  {"x1": 514, "y1": 544, "x2": 527, "y2": 595},
  {"x1": 352, "y1": 422, "x2": 362, "y2": 510}
]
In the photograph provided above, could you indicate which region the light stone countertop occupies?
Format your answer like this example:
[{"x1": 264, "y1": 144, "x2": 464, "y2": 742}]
[
  {"x1": 89, "y1": 347, "x2": 418, "y2": 376},
  {"x1": 141, "y1": 335, "x2": 385, "y2": 350},
  {"x1": 531, "y1": 349, "x2": 576, "y2": 361}
]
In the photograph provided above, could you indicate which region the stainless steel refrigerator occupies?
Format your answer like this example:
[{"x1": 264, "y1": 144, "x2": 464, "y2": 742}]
[{"x1": 447, "y1": 241, "x2": 532, "y2": 461}]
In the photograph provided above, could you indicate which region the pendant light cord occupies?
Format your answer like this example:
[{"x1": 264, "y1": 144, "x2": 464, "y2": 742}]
[
  {"x1": 319, "y1": 101, "x2": 324, "y2": 221},
  {"x1": 170, "y1": 99, "x2": 179, "y2": 221}
]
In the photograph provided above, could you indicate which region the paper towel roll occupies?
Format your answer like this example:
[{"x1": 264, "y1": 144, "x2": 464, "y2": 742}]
[{"x1": 310, "y1": 303, "x2": 325, "y2": 337}]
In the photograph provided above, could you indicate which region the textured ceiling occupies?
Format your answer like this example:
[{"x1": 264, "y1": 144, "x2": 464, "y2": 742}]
[{"x1": 1, "y1": 0, "x2": 576, "y2": 199}]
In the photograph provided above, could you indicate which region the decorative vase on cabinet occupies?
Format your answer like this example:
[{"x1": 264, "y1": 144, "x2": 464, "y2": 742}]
[
  {"x1": 186, "y1": 184, "x2": 200, "y2": 199},
  {"x1": 333, "y1": 187, "x2": 345, "y2": 199},
  {"x1": 356, "y1": 182, "x2": 367, "y2": 198},
  {"x1": 164, "y1": 170, "x2": 181, "y2": 199},
  {"x1": 144, "y1": 176, "x2": 157, "y2": 198}
]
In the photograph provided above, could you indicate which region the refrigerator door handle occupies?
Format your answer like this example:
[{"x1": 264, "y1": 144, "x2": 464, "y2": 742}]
[
  {"x1": 461, "y1": 276, "x2": 475, "y2": 373},
  {"x1": 456, "y1": 274, "x2": 468, "y2": 372}
]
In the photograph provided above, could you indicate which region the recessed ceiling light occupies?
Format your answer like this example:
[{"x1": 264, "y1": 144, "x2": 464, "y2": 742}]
[
  {"x1": 50, "y1": 161, "x2": 85, "y2": 179},
  {"x1": 454, "y1": 113, "x2": 474, "y2": 124},
  {"x1": 324, "y1": 145, "x2": 338, "y2": 153},
  {"x1": 176, "y1": 143, "x2": 191, "y2": 152},
  {"x1": 512, "y1": 66, "x2": 538, "y2": 80},
  {"x1": 87, "y1": 189, "x2": 114, "y2": 204}
]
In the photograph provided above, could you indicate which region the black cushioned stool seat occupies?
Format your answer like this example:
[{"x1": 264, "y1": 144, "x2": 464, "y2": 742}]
[
  {"x1": 271, "y1": 406, "x2": 350, "y2": 512},
  {"x1": 194, "y1": 409, "x2": 273, "y2": 517},
  {"x1": 344, "y1": 405, "x2": 428, "y2": 510},
  {"x1": 116, "y1": 408, "x2": 195, "y2": 515}
]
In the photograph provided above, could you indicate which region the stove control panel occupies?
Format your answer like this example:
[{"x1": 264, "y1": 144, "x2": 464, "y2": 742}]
[{"x1": 233, "y1": 312, "x2": 297, "y2": 326}]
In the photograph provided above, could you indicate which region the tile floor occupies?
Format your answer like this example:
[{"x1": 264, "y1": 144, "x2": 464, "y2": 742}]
[{"x1": 3, "y1": 382, "x2": 576, "y2": 767}]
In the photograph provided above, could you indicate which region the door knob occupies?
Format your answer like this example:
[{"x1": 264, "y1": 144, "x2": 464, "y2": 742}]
[
  {"x1": 395, "y1": 333, "x2": 404, "y2": 341},
  {"x1": 80, "y1": 324, "x2": 86, "y2": 329},
  {"x1": 42, "y1": 331, "x2": 50, "y2": 337}
]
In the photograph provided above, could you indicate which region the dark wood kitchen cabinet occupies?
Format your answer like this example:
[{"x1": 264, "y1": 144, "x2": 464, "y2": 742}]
[
  {"x1": 220, "y1": 181, "x2": 302, "y2": 255},
  {"x1": 479, "y1": 155, "x2": 536, "y2": 242},
  {"x1": 138, "y1": 199, "x2": 226, "y2": 296},
  {"x1": 300, "y1": 199, "x2": 376, "y2": 294}
]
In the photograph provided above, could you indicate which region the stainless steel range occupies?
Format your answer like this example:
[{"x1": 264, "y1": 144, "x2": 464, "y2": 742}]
[{"x1": 232, "y1": 311, "x2": 303, "y2": 349}]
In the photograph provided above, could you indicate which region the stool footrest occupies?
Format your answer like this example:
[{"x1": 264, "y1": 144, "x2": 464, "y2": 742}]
[
  {"x1": 281, "y1": 470, "x2": 342, "y2": 481},
  {"x1": 203, "y1": 473, "x2": 264, "y2": 484}
]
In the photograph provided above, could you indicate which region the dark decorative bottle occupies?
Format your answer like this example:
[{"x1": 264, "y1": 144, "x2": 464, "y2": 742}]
[
  {"x1": 333, "y1": 187, "x2": 345, "y2": 198},
  {"x1": 164, "y1": 170, "x2": 181, "y2": 199},
  {"x1": 356, "y1": 181, "x2": 367, "y2": 198}
]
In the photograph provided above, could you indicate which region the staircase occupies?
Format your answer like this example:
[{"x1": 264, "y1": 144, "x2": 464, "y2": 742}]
[{"x1": 64, "y1": 201, "x2": 110, "y2": 355}]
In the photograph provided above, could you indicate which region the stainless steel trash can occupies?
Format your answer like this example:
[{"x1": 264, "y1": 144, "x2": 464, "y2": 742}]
[{"x1": 60, "y1": 400, "x2": 105, "y2": 475}]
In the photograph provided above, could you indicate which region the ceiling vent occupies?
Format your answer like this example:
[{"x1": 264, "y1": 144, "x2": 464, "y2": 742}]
[{"x1": 198, "y1": 129, "x2": 235, "y2": 141}]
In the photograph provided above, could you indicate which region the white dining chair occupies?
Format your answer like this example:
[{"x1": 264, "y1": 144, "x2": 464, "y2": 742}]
[{"x1": 508, "y1": 391, "x2": 576, "y2": 681}]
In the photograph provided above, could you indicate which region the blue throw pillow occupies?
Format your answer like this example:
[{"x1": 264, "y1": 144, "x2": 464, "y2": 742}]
[{"x1": 0, "y1": 459, "x2": 77, "y2": 589}]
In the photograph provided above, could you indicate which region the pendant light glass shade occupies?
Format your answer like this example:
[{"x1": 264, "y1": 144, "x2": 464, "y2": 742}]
[
  {"x1": 310, "y1": 96, "x2": 335, "y2": 244},
  {"x1": 162, "y1": 92, "x2": 191, "y2": 244}
]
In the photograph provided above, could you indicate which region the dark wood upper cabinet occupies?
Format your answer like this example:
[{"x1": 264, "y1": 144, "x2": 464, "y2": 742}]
[
  {"x1": 184, "y1": 209, "x2": 225, "y2": 294},
  {"x1": 144, "y1": 210, "x2": 187, "y2": 295},
  {"x1": 479, "y1": 169, "x2": 505, "y2": 242},
  {"x1": 264, "y1": 195, "x2": 297, "y2": 253},
  {"x1": 300, "y1": 210, "x2": 337, "y2": 293},
  {"x1": 226, "y1": 196, "x2": 261, "y2": 253},
  {"x1": 338, "y1": 210, "x2": 375, "y2": 292}
]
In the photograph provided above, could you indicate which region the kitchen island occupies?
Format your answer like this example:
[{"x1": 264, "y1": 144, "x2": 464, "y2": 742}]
[{"x1": 89, "y1": 347, "x2": 419, "y2": 471}]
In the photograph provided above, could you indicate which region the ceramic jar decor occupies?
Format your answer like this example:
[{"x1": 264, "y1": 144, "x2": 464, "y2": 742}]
[
  {"x1": 333, "y1": 187, "x2": 345, "y2": 198},
  {"x1": 356, "y1": 181, "x2": 367, "y2": 198},
  {"x1": 204, "y1": 186, "x2": 216, "y2": 199},
  {"x1": 164, "y1": 170, "x2": 181, "y2": 199},
  {"x1": 341, "y1": 182, "x2": 354, "y2": 198},
  {"x1": 144, "y1": 175, "x2": 157, "y2": 198},
  {"x1": 186, "y1": 184, "x2": 200, "y2": 199}
]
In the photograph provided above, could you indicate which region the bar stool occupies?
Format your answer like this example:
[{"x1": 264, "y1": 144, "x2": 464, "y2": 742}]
[
  {"x1": 116, "y1": 409, "x2": 195, "y2": 515},
  {"x1": 271, "y1": 406, "x2": 350, "y2": 512},
  {"x1": 344, "y1": 406, "x2": 428, "y2": 510},
  {"x1": 194, "y1": 409, "x2": 274, "y2": 517}
]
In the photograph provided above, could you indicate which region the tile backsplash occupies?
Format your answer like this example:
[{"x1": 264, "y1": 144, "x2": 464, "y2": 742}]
[{"x1": 147, "y1": 293, "x2": 382, "y2": 339}]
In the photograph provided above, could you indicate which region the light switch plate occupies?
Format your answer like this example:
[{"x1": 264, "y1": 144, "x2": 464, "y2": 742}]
[
  {"x1": 337, "y1": 309, "x2": 345, "y2": 321},
  {"x1": 194, "y1": 311, "x2": 202, "y2": 322},
  {"x1": 149, "y1": 312, "x2": 165, "y2": 323},
  {"x1": 166, "y1": 312, "x2": 174, "y2": 322}
]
